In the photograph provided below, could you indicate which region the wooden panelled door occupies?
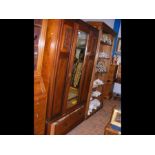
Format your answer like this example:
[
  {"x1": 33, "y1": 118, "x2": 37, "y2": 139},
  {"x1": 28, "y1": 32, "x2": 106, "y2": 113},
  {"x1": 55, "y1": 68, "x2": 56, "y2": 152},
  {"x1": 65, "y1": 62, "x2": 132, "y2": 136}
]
[
  {"x1": 63, "y1": 22, "x2": 90, "y2": 113},
  {"x1": 50, "y1": 20, "x2": 76, "y2": 119},
  {"x1": 80, "y1": 30, "x2": 99, "y2": 107}
]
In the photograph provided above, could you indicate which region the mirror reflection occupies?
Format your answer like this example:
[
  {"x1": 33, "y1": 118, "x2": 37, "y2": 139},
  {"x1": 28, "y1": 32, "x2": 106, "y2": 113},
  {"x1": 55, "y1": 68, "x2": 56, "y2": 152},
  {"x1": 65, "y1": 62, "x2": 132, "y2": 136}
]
[{"x1": 67, "y1": 31, "x2": 88, "y2": 108}]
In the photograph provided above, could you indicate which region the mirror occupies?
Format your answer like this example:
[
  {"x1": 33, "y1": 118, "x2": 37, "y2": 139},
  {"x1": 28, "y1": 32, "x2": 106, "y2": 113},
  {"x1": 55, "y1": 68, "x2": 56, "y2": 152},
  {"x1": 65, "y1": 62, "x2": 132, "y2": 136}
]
[
  {"x1": 67, "y1": 31, "x2": 88, "y2": 109},
  {"x1": 34, "y1": 19, "x2": 42, "y2": 70}
]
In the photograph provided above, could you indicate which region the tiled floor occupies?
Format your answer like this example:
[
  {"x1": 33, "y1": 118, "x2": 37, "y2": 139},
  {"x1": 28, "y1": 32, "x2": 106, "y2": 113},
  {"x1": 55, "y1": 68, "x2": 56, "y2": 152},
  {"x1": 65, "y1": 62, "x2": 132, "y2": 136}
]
[{"x1": 67, "y1": 99, "x2": 120, "y2": 135}]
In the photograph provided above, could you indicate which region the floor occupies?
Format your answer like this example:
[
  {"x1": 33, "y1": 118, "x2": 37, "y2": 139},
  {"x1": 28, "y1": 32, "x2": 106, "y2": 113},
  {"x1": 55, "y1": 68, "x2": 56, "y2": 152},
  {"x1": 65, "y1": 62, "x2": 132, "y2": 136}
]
[{"x1": 67, "y1": 98, "x2": 120, "y2": 135}]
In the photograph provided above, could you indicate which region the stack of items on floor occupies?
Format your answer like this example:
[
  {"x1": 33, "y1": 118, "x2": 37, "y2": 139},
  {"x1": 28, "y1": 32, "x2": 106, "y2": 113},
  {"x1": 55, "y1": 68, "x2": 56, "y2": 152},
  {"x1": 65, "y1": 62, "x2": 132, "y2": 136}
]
[
  {"x1": 113, "y1": 82, "x2": 121, "y2": 99},
  {"x1": 88, "y1": 79, "x2": 104, "y2": 115}
]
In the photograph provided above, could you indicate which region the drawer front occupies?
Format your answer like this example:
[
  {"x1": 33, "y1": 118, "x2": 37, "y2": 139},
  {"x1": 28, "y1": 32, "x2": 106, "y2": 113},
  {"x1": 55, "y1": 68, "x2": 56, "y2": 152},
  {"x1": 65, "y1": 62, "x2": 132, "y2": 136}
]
[
  {"x1": 55, "y1": 116, "x2": 70, "y2": 135},
  {"x1": 70, "y1": 107, "x2": 85, "y2": 126},
  {"x1": 47, "y1": 106, "x2": 85, "y2": 135}
]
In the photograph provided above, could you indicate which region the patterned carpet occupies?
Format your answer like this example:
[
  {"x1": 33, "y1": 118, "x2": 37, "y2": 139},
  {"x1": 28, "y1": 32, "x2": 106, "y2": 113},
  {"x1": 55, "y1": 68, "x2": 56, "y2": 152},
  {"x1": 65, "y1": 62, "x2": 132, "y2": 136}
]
[{"x1": 67, "y1": 99, "x2": 121, "y2": 135}]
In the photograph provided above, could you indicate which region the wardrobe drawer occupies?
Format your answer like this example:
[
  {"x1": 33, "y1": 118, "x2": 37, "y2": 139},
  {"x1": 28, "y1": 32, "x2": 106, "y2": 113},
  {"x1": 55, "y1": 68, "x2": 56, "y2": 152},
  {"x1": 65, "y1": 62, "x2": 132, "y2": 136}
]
[
  {"x1": 55, "y1": 116, "x2": 70, "y2": 135},
  {"x1": 70, "y1": 107, "x2": 85, "y2": 126}
]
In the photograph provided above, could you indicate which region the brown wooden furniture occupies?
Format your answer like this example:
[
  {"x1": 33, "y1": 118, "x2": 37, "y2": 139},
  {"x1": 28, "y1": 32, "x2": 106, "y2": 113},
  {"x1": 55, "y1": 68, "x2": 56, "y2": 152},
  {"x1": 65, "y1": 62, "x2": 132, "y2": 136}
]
[
  {"x1": 34, "y1": 20, "x2": 48, "y2": 134},
  {"x1": 85, "y1": 22, "x2": 116, "y2": 118},
  {"x1": 103, "y1": 64, "x2": 118, "y2": 99},
  {"x1": 104, "y1": 124, "x2": 120, "y2": 135},
  {"x1": 41, "y1": 20, "x2": 99, "y2": 134}
]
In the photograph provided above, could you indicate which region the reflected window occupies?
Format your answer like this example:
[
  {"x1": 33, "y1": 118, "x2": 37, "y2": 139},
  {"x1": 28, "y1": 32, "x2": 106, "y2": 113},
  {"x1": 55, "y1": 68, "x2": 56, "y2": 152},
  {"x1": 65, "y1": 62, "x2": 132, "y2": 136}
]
[{"x1": 67, "y1": 31, "x2": 88, "y2": 109}]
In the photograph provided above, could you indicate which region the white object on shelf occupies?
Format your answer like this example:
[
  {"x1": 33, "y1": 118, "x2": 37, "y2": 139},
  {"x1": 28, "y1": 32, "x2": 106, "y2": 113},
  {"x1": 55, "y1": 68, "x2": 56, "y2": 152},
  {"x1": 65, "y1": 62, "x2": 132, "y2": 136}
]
[
  {"x1": 93, "y1": 79, "x2": 104, "y2": 88},
  {"x1": 88, "y1": 99, "x2": 101, "y2": 112},
  {"x1": 92, "y1": 90, "x2": 101, "y2": 97},
  {"x1": 96, "y1": 61, "x2": 107, "y2": 73},
  {"x1": 102, "y1": 34, "x2": 112, "y2": 45},
  {"x1": 113, "y1": 82, "x2": 121, "y2": 95},
  {"x1": 98, "y1": 52, "x2": 110, "y2": 58}
]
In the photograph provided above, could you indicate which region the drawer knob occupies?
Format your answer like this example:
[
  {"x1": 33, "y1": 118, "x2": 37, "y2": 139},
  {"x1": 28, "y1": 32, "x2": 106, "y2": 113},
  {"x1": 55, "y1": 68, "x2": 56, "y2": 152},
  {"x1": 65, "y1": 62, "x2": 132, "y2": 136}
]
[{"x1": 36, "y1": 113, "x2": 39, "y2": 118}]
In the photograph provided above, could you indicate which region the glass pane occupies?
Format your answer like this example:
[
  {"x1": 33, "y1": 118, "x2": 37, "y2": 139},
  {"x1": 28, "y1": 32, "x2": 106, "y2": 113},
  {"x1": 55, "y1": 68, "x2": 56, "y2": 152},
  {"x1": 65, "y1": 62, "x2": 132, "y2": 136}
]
[
  {"x1": 67, "y1": 31, "x2": 88, "y2": 109},
  {"x1": 34, "y1": 19, "x2": 42, "y2": 70}
]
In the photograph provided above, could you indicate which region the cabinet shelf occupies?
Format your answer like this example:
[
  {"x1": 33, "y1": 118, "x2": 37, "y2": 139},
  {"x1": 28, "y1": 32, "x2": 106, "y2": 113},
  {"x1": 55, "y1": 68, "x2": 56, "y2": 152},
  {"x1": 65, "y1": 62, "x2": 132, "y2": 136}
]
[
  {"x1": 92, "y1": 84, "x2": 103, "y2": 89},
  {"x1": 91, "y1": 95, "x2": 102, "y2": 99},
  {"x1": 98, "y1": 57, "x2": 110, "y2": 60},
  {"x1": 95, "y1": 71, "x2": 107, "y2": 75},
  {"x1": 100, "y1": 40, "x2": 112, "y2": 46}
]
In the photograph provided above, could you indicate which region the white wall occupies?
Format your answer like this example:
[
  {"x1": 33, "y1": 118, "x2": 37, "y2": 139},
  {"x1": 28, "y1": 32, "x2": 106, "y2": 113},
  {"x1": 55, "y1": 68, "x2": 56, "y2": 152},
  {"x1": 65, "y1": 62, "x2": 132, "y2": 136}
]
[
  {"x1": 83, "y1": 19, "x2": 121, "y2": 38},
  {"x1": 82, "y1": 19, "x2": 115, "y2": 29},
  {"x1": 118, "y1": 23, "x2": 121, "y2": 38}
]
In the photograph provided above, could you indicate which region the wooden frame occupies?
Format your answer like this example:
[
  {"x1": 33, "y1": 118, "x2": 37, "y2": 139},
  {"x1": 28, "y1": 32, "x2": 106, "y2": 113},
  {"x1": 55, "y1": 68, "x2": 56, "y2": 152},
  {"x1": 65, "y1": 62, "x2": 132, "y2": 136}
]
[
  {"x1": 34, "y1": 20, "x2": 48, "y2": 77},
  {"x1": 34, "y1": 20, "x2": 48, "y2": 135},
  {"x1": 104, "y1": 106, "x2": 121, "y2": 135},
  {"x1": 111, "y1": 109, "x2": 121, "y2": 127}
]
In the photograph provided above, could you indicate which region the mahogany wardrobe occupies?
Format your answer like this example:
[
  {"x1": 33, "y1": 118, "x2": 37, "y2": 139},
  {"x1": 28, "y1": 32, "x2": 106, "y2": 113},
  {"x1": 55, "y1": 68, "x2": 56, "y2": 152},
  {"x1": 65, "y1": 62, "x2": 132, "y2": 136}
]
[{"x1": 34, "y1": 19, "x2": 99, "y2": 135}]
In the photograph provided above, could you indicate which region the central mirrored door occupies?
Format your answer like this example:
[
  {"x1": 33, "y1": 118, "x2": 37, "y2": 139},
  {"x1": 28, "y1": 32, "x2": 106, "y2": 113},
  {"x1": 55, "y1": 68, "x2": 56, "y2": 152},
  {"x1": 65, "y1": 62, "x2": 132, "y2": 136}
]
[{"x1": 67, "y1": 31, "x2": 88, "y2": 109}]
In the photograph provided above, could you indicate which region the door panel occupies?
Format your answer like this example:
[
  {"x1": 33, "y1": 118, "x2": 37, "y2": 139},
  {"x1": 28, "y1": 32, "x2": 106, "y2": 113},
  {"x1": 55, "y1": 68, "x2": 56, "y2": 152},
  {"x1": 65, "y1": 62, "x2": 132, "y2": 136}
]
[
  {"x1": 51, "y1": 20, "x2": 75, "y2": 118},
  {"x1": 80, "y1": 31, "x2": 99, "y2": 104}
]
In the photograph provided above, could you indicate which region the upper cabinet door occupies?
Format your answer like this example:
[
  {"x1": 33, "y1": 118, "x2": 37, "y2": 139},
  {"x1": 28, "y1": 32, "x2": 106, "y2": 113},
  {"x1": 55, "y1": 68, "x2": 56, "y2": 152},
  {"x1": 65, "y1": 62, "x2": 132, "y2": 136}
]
[{"x1": 34, "y1": 19, "x2": 48, "y2": 75}]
